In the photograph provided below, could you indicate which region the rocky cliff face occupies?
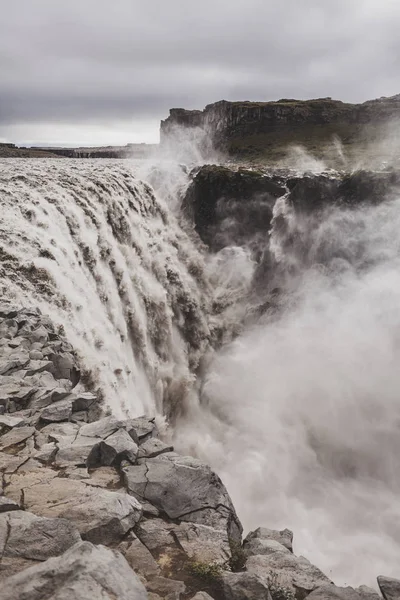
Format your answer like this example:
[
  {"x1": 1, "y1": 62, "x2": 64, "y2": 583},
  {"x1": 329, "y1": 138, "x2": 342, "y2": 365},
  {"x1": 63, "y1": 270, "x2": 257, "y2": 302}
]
[{"x1": 160, "y1": 95, "x2": 400, "y2": 163}]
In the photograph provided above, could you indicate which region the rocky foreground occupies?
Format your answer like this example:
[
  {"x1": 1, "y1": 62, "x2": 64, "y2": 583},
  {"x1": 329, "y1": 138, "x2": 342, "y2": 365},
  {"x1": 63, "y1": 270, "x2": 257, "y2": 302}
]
[{"x1": 0, "y1": 305, "x2": 398, "y2": 600}]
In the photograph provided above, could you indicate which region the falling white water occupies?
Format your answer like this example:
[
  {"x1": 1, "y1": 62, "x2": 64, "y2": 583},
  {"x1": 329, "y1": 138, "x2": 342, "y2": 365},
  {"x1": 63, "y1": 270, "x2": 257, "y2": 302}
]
[
  {"x1": 0, "y1": 158, "x2": 217, "y2": 418},
  {"x1": 174, "y1": 193, "x2": 400, "y2": 588}
]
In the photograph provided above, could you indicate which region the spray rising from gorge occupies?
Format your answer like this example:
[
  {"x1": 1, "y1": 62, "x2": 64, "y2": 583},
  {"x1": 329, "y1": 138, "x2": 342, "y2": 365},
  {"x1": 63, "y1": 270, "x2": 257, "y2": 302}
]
[{"x1": 1, "y1": 141, "x2": 400, "y2": 590}]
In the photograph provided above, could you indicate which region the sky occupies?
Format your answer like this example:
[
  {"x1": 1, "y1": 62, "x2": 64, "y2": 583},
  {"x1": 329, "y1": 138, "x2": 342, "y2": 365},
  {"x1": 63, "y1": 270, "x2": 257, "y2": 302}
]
[{"x1": 1, "y1": 0, "x2": 400, "y2": 146}]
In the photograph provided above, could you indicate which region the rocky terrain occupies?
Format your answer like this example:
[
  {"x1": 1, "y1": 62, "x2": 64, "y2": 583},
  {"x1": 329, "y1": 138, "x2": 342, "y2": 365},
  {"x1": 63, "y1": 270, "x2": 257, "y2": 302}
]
[
  {"x1": 0, "y1": 306, "x2": 398, "y2": 599},
  {"x1": 160, "y1": 95, "x2": 400, "y2": 165},
  {"x1": 0, "y1": 142, "x2": 156, "y2": 159}
]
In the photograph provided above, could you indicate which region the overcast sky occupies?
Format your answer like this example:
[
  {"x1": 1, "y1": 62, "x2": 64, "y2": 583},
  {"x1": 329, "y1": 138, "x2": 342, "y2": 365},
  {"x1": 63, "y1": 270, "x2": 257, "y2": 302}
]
[{"x1": 1, "y1": 0, "x2": 400, "y2": 146}]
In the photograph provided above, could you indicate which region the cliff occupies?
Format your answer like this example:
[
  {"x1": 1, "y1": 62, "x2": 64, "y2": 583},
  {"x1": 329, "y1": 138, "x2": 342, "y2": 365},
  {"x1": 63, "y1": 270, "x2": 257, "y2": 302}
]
[{"x1": 160, "y1": 95, "x2": 400, "y2": 163}]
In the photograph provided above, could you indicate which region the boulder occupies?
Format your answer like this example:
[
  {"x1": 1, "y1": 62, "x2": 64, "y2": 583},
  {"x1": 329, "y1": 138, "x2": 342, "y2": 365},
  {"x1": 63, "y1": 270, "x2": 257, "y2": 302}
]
[
  {"x1": 244, "y1": 527, "x2": 294, "y2": 554},
  {"x1": 0, "y1": 426, "x2": 35, "y2": 450},
  {"x1": 40, "y1": 398, "x2": 73, "y2": 422},
  {"x1": 98, "y1": 428, "x2": 138, "y2": 466},
  {"x1": 0, "y1": 540, "x2": 148, "y2": 600},
  {"x1": 222, "y1": 571, "x2": 272, "y2": 600},
  {"x1": 0, "y1": 510, "x2": 81, "y2": 560},
  {"x1": 378, "y1": 576, "x2": 400, "y2": 600},
  {"x1": 138, "y1": 437, "x2": 174, "y2": 459},
  {"x1": 79, "y1": 416, "x2": 121, "y2": 439},
  {"x1": 146, "y1": 576, "x2": 186, "y2": 600},
  {"x1": 190, "y1": 594, "x2": 215, "y2": 600},
  {"x1": 123, "y1": 453, "x2": 242, "y2": 541},
  {"x1": 307, "y1": 585, "x2": 381, "y2": 600},
  {"x1": 118, "y1": 532, "x2": 160, "y2": 577},
  {"x1": 0, "y1": 414, "x2": 26, "y2": 429},
  {"x1": 127, "y1": 415, "x2": 158, "y2": 443},
  {"x1": 246, "y1": 551, "x2": 330, "y2": 600},
  {"x1": 6, "y1": 475, "x2": 143, "y2": 545}
]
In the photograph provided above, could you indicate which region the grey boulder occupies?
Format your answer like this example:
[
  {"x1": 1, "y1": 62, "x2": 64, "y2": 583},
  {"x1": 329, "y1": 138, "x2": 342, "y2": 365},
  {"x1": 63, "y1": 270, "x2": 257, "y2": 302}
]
[
  {"x1": 222, "y1": 572, "x2": 272, "y2": 600},
  {"x1": 308, "y1": 585, "x2": 382, "y2": 600},
  {"x1": 378, "y1": 577, "x2": 400, "y2": 600},
  {"x1": 244, "y1": 527, "x2": 294, "y2": 555},
  {"x1": 0, "y1": 540, "x2": 148, "y2": 600}
]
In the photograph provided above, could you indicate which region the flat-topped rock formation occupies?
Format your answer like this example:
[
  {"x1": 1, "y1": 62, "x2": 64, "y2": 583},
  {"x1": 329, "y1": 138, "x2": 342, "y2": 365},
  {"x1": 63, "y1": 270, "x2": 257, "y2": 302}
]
[{"x1": 160, "y1": 95, "x2": 400, "y2": 164}]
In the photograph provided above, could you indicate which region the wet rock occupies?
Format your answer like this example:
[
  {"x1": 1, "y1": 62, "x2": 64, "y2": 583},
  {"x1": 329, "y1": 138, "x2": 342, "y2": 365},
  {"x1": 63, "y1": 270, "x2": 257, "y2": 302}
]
[
  {"x1": 244, "y1": 527, "x2": 294, "y2": 554},
  {"x1": 49, "y1": 351, "x2": 79, "y2": 385},
  {"x1": 378, "y1": 576, "x2": 400, "y2": 600},
  {"x1": 138, "y1": 437, "x2": 174, "y2": 459},
  {"x1": 70, "y1": 391, "x2": 97, "y2": 411},
  {"x1": 0, "y1": 540, "x2": 148, "y2": 600},
  {"x1": 246, "y1": 551, "x2": 331, "y2": 600},
  {"x1": 40, "y1": 398, "x2": 73, "y2": 422},
  {"x1": 0, "y1": 510, "x2": 81, "y2": 561},
  {"x1": 222, "y1": 571, "x2": 271, "y2": 600},
  {"x1": 123, "y1": 453, "x2": 242, "y2": 542},
  {"x1": 146, "y1": 576, "x2": 186, "y2": 600},
  {"x1": 7, "y1": 476, "x2": 143, "y2": 545}
]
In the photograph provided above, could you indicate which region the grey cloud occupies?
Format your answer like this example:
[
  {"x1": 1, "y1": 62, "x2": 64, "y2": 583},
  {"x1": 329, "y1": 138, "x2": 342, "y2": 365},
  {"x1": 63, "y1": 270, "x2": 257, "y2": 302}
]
[{"x1": 1, "y1": 0, "x2": 400, "y2": 140}]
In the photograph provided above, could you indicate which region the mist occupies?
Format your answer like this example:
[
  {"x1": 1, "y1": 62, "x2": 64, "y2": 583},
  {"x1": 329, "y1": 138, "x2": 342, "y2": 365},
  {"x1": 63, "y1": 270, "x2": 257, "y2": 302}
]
[{"x1": 173, "y1": 181, "x2": 400, "y2": 587}]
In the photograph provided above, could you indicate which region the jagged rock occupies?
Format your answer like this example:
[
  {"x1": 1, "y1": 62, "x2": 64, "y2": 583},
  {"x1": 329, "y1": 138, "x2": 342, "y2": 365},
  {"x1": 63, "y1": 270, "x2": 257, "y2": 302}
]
[
  {"x1": 0, "y1": 497, "x2": 20, "y2": 512},
  {"x1": 34, "y1": 442, "x2": 57, "y2": 463},
  {"x1": 135, "y1": 518, "x2": 176, "y2": 554},
  {"x1": 0, "y1": 353, "x2": 30, "y2": 375},
  {"x1": 41, "y1": 421, "x2": 81, "y2": 442},
  {"x1": 0, "y1": 414, "x2": 26, "y2": 428},
  {"x1": 308, "y1": 585, "x2": 382, "y2": 600},
  {"x1": 6, "y1": 475, "x2": 143, "y2": 545},
  {"x1": 83, "y1": 467, "x2": 121, "y2": 489},
  {"x1": 190, "y1": 593, "x2": 215, "y2": 600},
  {"x1": 0, "y1": 510, "x2": 81, "y2": 561},
  {"x1": 0, "y1": 556, "x2": 37, "y2": 582},
  {"x1": 0, "y1": 426, "x2": 35, "y2": 450},
  {"x1": 246, "y1": 551, "x2": 331, "y2": 600},
  {"x1": 55, "y1": 436, "x2": 99, "y2": 467},
  {"x1": 25, "y1": 360, "x2": 54, "y2": 377},
  {"x1": 172, "y1": 522, "x2": 231, "y2": 564},
  {"x1": 0, "y1": 378, "x2": 37, "y2": 409},
  {"x1": 98, "y1": 428, "x2": 138, "y2": 466},
  {"x1": 0, "y1": 319, "x2": 18, "y2": 339},
  {"x1": 70, "y1": 391, "x2": 97, "y2": 411},
  {"x1": 244, "y1": 528, "x2": 294, "y2": 556},
  {"x1": 127, "y1": 415, "x2": 158, "y2": 443},
  {"x1": 48, "y1": 351, "x2": 79, "y2": 385},
  {"x1": 123, "y1": 453, "x2": 242, "y2": 541},
  {"x1": 79, "y1": 415, "x2": 121, "y2": 439},
  {"x1": 146, "y1": 576, "x2": 186, "y2": 600},
  {"x1": 0, "y1": 540, "x2": 148, "y2": 600},
  {"x1": 40, "y1": 398, "x2": 73, "y2": 422},
  {"x1": 222, "y1": 571, "x2": 271, "y2": 600},
  {"x1": 119, "y1": 532, "x2": 160, "y2": 577},
  {"x1": 378, "y1": 576, "x2": 400, "y2": 600},
  {"x1": 138, "y1": 437, "x2": 174, "y2": 458}
]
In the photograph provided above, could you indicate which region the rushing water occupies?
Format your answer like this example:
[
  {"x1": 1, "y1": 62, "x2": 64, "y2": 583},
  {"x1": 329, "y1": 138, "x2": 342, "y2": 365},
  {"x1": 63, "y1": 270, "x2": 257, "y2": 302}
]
[{"x1": 1, "y1": 157, "x2": 400, "y2": 588}]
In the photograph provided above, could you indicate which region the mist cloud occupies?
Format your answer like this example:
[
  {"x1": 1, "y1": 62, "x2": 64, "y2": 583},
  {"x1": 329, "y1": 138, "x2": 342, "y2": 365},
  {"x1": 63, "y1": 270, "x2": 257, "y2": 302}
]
[{"x1": 1, "y1": 0, "x2": 400, "y2": 143}]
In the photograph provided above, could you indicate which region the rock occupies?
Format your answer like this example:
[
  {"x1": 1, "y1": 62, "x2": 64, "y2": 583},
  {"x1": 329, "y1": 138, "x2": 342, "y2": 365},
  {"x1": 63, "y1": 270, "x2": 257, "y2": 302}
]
[
  {"x1": 25, "y1": 360, "x2": 54, "y2": 376},
  {"x1": 307, "y1": 585, "x2": 381, "y2": 600},
  {"x1": 41, "y1": 421, "x2": 81, "y2": 443},
  {"x1": 6, "y1": 476, "x2": 143, "y2": 545},
  {"x1": 0, "y1": 556, "x2": 37, "y2": 582},
  {"x1": 0, "y1": 510, "x2": 81, "y2": 560},
  {"x1": 146, "y1": 576, "x2": 186, "y2": 600},
  {"x1": 29, "y1": 350, "x2": 43, "y2": 360},
  {"x1": 190, "y1": 593, "x2": 215, "y2": 600},
  {"x1": 0, "y1": 497, "x2": 20, "y2": 512},
  {"x1": 222, "y1": 572, "x2": 272, "y2": 600},
  {"x1": 49, "y1": 351, "x2": 79, "y2": 385},
  {"x1": 127, "y1": 415, "x2": 158, "y2": 443},
  {"x1": 70, "y1": 391, "x2": 97, "y2": 411},
  {"x1": 34, "y1": 442, "x2": 57, "y2": 463},
  {"x1": 0, "y1": 319, "x2": 18, "y2": 340},
  {"x1": 99, "y1": 428, "x2": 139, "y2": 466},
  {"x1": 40, "y1": 398, "x2": 73, "y2": 422},
  {"x1": 135, "y1": 518, "x2": 176, "y2": 554},
  {"x1": 0, "y1": 540, "x2": 148, "y2": 600},
  {"x1": 84, "y1": 467, "x2": 121, "y2": 489},
  {"x1": 0, "y1": 354, "x2": 29, "y2": 375},
  {"x1": 0, "y1": 426, "x2": 35, "y2": 450},
  {"x1": 244, "y1": 528, "x2": 294, "y2": 554},
  {"x1": 172, "y1": 522, "x2": 231, "y2": 565},
  {"x1": 138, "y1": 437, "x2": 174, "y2": 459},
  {"x1": 246, "y1": 552, "x2": 331, "y2": 600},
  {"x1": 79, "y1": 415, "x2": 121, "y2": 439},
  {"x1": 0, "y1": 414, "x2": 26, "y2": 429},
  {"x1": 123, "y1": 453, "x2": 242, "y2": 542},
  {"x1": 55, "y1": 436, "x2": 99, "y2": 467},
  {"x1": 28, "y1": 325, "x2": 49, "y2": 344},
  {"x1": 378, "y1": 576, "x2": 400, "y2": 600},
  {"x1": 119, "y1": 532, "x2": 160, "y2": 577}
]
